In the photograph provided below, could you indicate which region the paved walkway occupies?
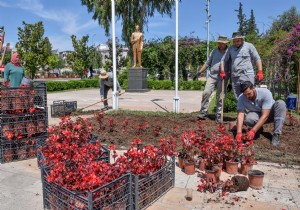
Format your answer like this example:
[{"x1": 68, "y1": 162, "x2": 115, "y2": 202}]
[{"x1": 1, "y1": 89, "x2": 300, "y2": 210}]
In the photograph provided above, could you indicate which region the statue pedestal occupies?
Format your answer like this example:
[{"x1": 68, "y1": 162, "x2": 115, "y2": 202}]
[{"x1": 127, "y1": 68, "x2": 148, "y2": 92}]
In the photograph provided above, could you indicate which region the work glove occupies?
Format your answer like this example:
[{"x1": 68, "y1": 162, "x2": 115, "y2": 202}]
[
  {"x1": 220, "y1": 70, "x2": 226, "y2": 80},
  {"x1": 227, "y1": 84, "x2": 232, "y2": 92},
  {"x1": 246, "y1": 129, "x2": 256, "y2": 140},
  {"x1": 256, "y1": 70, "x2": 264, "y2": 81},
  {"x1": 193, "y1": 72, "x2": 200, "y2": 81},
  {"x1": 235, "y1": 132, "x2": 243, "y2": 142}
]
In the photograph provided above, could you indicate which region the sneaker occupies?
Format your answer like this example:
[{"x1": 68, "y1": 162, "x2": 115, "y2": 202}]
[{"x1": 271, "y1": 134, "x2": 280, "y2": 146}]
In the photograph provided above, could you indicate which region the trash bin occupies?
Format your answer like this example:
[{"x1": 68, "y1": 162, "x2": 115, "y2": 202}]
[{"x1": 286, "y1": 94, "x2": 297, "y2": 110}]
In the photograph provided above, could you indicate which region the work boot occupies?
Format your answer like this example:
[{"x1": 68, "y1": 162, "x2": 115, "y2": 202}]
[
  {"x1": 198, "y1": 114, "x2": 206, "y2": 120},
  {"x1": 271, "y1": 133, "x2": 280, "y2": 146},
  {"x1": 254, "y1": 127, "x2": 264, "y2": 139}
]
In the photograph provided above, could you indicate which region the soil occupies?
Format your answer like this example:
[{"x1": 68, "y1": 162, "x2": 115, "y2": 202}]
[{"x1": 84, "y1": 111, "x2": 300, "y2": 166}]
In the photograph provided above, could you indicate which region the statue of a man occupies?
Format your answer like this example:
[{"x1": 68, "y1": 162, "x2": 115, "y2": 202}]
[{"x1": 131, "y1": 25, "x2": 144, "y2": 68}]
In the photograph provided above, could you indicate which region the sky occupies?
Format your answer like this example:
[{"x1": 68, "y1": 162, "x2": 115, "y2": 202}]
[{"x1": 0, "y1": 0, "x2": 299, "y2": 52}]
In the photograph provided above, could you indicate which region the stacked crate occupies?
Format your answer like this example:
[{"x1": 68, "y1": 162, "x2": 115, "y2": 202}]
[{"x1": 0, "y1": 82, "x2": 48, "y2": 163}]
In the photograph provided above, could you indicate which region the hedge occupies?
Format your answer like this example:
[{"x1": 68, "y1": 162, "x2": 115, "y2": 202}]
[{"x1": 46, "y1": 79, "x2": 206, "y2": 92}]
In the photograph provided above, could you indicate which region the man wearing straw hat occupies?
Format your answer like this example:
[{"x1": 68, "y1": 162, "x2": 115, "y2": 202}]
[
  {"x1": 220, "y1": 31, "x2": 263, "y2": 99},
  {"x1": 198, "y1": 35, "x2": 230, "y2": 122},
  {"x1": 99, "y1": 69, "x2": 121, "y2": 109}
]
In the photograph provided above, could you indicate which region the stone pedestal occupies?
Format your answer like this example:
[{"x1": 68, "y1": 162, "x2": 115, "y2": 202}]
[{"x1": 127, "y1": 68, "x2": 148, "y2": 92}]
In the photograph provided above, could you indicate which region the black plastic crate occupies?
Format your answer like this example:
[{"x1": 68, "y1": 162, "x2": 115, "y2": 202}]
[
  {"x1": 132, "y1": 156, "x2": 175, "y2": 210},
  {"x1": 42, "y1": 167, "x2": 132, "y2": 210},
  {"x1": 0, "y1": 111, "x2": 48, "y2": 142},
  {"x1": 0, "y1": 82, "x2": 47, "y2": 113},
  {"x1": 50, "y1": 100, "x2": 77, "y2": 117},
  {"x1": 0, "y1": 138, "x2": 41, "y2": 163}
]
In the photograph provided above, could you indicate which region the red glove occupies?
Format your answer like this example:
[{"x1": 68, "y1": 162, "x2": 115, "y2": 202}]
[
  {"x1": 256, "y1": 70, "x2": 264, "y2": 81},
  {"x1": 247, "y1": 129, "x2": 256, "y2": 140},
  {"x1": 220, "y1": 70, "x2": 226, "y2": 80},
  {"x1": 235, "y1": 132, "x2": 243, "y2": 141}
]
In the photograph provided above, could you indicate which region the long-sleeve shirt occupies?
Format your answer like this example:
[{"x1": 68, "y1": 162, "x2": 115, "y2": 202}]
[
  {"x1": 100, "y1": 72, "x2": 121, "y2": 97},
  {"x1": 221, "y1": 42, "x2": 261, "y2": 78},
  {"x1": 4, "y1": 63, "x2": 24, "y2": 87},
  {"x1": 206, "y1": 48, "x2": 229, "y2": 80}
]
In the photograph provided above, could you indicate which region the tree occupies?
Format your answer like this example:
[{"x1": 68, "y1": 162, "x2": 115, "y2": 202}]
[
  {"x1": 67, "y1": 35, "x2": 93, "y2": 77},
  {"x1": 80, "y1": 0, "x2": 175, "y2": 53},
  {"x1": 245, "y1": 9, "x2": 258, "y2": 35},
  {"x1": 235, "y1": 2, "x2": 247, "y2": 35},
  {"x1": 268, "y1": 6, "x2": 300, "y2": 34},
  {"x1": 47, "y1": 54, "x2": 59, "y2": 70},
  {"x1": 16, "y1": 21, "x2": 52, "y2": 79},
  {"x1": 103, "y1": 38, "x2": 128, "y2": 72}
]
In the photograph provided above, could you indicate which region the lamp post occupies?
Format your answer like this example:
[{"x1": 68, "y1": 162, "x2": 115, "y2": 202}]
[
  {"x1": 92, "y1": 34, "x2": 96, "y2": 69},
  {"x1": 173, "y1": 0, "x2": 180, "y2": 113},
  {"x1": 205, "y1": 0, "x2": 211, "y2": 79},
  {"x1": 111, "y1": 0, "x2": 119, "y2": 110}
]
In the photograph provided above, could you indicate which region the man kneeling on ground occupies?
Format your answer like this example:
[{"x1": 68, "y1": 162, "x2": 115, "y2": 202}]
[{"x1": 235, "y1": 81, "x2": 286, "y2": 146}]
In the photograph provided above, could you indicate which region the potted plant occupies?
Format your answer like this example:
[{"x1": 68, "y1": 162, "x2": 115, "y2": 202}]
[
  {"x1": 240, "y1": 141, "x2": 257, "y2": 175},
  {"x1": 180, "y1": 130, "x2": 200, "y2": 175},
  {"x1": 222, "y1": 134, "x2": 243, "y2": 175}
]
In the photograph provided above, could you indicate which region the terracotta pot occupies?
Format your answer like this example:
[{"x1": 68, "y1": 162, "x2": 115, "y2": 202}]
[
  {"x1": 213, "y1": 163, "x2": 223, "y2": 177},
  {"x1": 184, "y1": 160, "x2": 195, "y2": 175},
  {"x1": 241, "y1": 163, "x2": 254, "y2": 175},
  {"x1": 198, "y1": 158, "x2": 206, "y2": 171},
  {"x1": 178, "y1": 157, "x2": 185, "y2": 169},
  {"x1": 225, "y1": 161, "x2": 239, "y2": 174},
  {"x1": 248, "y1": 170, "x2": 264, "y2": 190},
  {"x1": 205, "y1": 168, "x2": 218, "y2": 184}
]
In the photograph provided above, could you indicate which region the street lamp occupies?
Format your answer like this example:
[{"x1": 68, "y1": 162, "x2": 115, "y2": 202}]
[
  {"x1": 205, "y1": 0, "x2": 211, "y2": 79},
  {"x1": 173, "y1": 0, "x2": 180, "y2": 113}
]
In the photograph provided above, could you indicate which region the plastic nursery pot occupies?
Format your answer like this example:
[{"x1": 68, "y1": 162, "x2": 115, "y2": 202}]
[
  {"x1": 241, "y1": 163, "x2": 254, "y2": 176},
  {"x1": 225, "y1": 161, "x2": 239, "y2": 175},
  {"x1": 184, "y1": 160, "x2": 195, "y2": 175},
  {"x1": 213, "y1": 163, "x2": 223, "y2": 178},
  {"x1": 198, "y1": 158, "x2": 206, "y2": 171},
  {"x1": 178, "y1": 157, "x2": 185, "y2": 169},
  {"x1": 205, "y1": 168, "x2": 218, "y2": 184},
  {"x1": 248, "y1": 170, "x2": 264, "y2": 190}
]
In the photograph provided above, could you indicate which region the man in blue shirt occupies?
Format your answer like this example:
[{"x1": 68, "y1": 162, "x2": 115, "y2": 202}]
[{"x1": 235, "y1": 81, "x2": 286, "y2": 146}]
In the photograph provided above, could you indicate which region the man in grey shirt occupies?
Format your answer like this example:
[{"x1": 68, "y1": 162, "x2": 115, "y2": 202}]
[
  {"x1": 220, "y1": 32, "x2": 264, "y2": 99},
  {"x1": 197, "y1": 35, "x2": 230, "y2": 122},
  {"x1": 235, "y1": 81, "x2": 286, "y2": 146}
]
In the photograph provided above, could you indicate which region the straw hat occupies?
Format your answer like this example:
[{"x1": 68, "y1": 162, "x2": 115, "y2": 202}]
[
  {"x1": 99, "y1": 69, "x2": 109, "y2": 79},
  {"x1": 231, "y1": 31, "x2": 245, "y2": 40},
  {"x1": 216, "y1": 35, "x2": 229, "y2": 44}
]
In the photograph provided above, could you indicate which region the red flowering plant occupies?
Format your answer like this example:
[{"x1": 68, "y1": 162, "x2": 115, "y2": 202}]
[
  {"x1": 222, "y1": 134, "x2": 243, "y2": 162},
  {"x1": 111, "y1": 137, "x2": 177, "y2": 177},
  {"x1": 240, "y1": 139, "x2": 256, "y2": 165},
  {"x1": 180, "y1": 130, "x2": 202, "y2": 163}
]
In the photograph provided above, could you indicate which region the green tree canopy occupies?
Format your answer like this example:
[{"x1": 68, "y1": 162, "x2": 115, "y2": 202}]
[
  {"x1": 268, "y1": 6, "x2": 300, "y2": 34},
  {"x1": 16, "y1": 21, "x2": 52, "y2": 79},
  {"x1": 67, "y1": 35, "x2": 94, "y2": 77},
  {"x1": 80, "y1": 0, "x2": 175, "y2": 52}
]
